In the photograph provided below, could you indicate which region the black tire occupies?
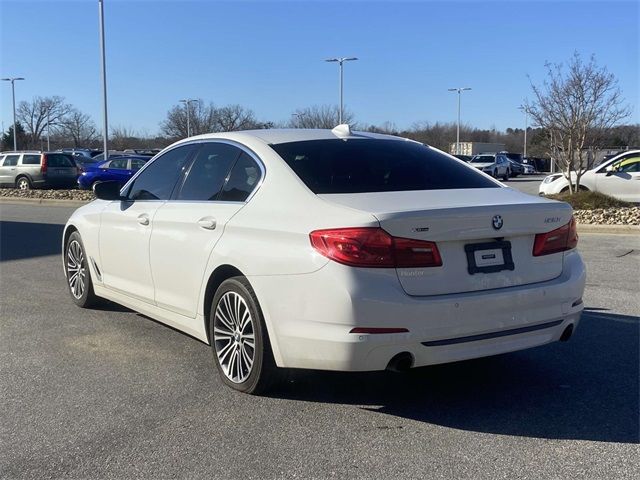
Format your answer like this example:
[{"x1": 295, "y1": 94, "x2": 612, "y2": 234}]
[
  {"x1": 15, "y1": 176, "x2": 31, "y2": 190},
  {"x1": 492, "y1": 169, "x2": 498, "y2": 178},
  {"x1": 65, "y1": 231, "x2": 99, "y2": 308},
  {"x1": 209, "y1": 276, "x2": 278, "y2": 394},
  {"x1": 502, "y1": 169, "x2": 510, "y2": 181}
]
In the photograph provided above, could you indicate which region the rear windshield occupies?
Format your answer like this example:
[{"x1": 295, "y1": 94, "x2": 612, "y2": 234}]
[
  {"x1": 46, "y1": 154, "x2": 75, "y2": 167},
  {"x1": 271, "y1": 139, "x2": 497, "y2": 194}
]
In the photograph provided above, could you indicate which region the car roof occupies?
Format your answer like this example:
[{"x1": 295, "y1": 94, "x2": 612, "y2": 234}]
[
  {"x1": 0, "y1": 150, "x2": 41, "y2": 154},
  {"x1": 179, "y1": 128, "x2": 408, "y2": 146}
]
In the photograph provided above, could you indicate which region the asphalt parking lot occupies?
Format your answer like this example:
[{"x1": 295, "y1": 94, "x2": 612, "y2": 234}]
[
  {"x1": 1, "y1": 202, "x2": 638, "y2": 480},
  {"x1": 503, "y1": 174, "x2": 547, "y2": 196}
]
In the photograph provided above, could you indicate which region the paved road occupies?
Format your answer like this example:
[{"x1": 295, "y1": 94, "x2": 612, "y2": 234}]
[
  {"x1": 504, "y1": 174, "x2": 546, "y2": 196},
  {"x1": 1, "y1": 203, "x2": 638, "y2": 479}
]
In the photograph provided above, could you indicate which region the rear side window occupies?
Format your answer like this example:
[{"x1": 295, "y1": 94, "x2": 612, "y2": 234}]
[
  {"x1": 109, "y1": 158, "x2": 128, "y2": 169},
  {"x1": 3, "y1": 155, "x2": 20, "y2": 166},
  {"x1": 47, "y1": 154, "x2": 75, "y2": 167},
  {"x1": 218, "y1": 152, "x2": 262, "y2": 202},
  {"x1": 177, "y1": 143, "x2": 240, "y2": 201},
  {"x1": 271, "y1": 139, "x2": 497, "y2": 194},
  {"x1": 127, "y1": 144, "x2": 196, "y2": 200},
  {"x1": 22, "y1": 154, "x2": 41, "y2": 165}
]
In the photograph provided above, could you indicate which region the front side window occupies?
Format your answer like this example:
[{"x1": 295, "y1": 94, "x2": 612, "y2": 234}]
[
  {"x1": 272, "y1": 139, "x2": 497, "y2": 194},
  {"x1": 3, "y1": 155, "x2": 19, "y2": 167},
  {"x1": 22, "y1": 154, "x2": 41, "y2": 165},
  {"x1": 614, "y1": 157, "x2": 640, "y2": 173},
  {"x1": 218, "y1": 152, "x2": 262, "y2": 202},
  {"x1": 177, "y1": 143, "x2": 241, "y2": 201},
  {"x1": 127, "y1": 145, "x2": 196, "y2": 200}
]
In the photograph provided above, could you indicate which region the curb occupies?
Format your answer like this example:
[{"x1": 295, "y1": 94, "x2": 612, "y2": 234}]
[
  {"x1": 0, "y1": 197, "x2": 90, "y2": 208},
  {"x1": 576, "y1": 223, "x2": 639, "y2": 235}
]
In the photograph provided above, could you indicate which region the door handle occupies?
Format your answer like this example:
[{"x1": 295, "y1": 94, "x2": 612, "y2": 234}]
[
  {"x1": 197, "y1": 217, "x2": 217, "y2": 230},
  {"x1": 137, "y1": 213, "x2": 150, "y2": 226}
]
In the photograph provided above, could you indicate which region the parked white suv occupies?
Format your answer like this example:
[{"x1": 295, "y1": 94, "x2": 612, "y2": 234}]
[{"x1": 539, "y1": 150, "x2": 640, "y2": 202}]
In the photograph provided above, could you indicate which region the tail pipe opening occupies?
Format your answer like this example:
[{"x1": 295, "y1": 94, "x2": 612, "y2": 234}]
[
  {"x1": 386, "y1": 352, "x2": 414, "y2": 372},
  {"x1": 560, "y1": 324, "x2": 574, "y2": 342}
]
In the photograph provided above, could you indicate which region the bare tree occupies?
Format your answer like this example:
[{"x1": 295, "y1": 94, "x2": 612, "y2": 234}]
[
  {"x1": 16, "y1": 96, "x2": 72, "y2": 148},
  {"x1": 526, "y1": 53, "x2": 631, "y2": 192},
  {"x1": 160, "y1": 100, "x2": 220, "y2": 138},
  {"x1": 214, "y1": 104, "x2": 262, "y2": 131},
  {"x1": 110, "y1": 125, "x2": 140, "y2": 150},
  {"x1": 60, "y1": 109, "x2": 98, "y2": 147},
  {"x1": 288, "y1": 105, "x2": 354, "y2": 129}
]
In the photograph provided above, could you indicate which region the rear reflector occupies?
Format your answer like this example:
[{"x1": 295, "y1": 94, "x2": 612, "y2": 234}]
[
  {"x1": 533, "y1": 217, "x2": 578, "y2": 256},
  {"x1": 350, "y1": 327, "x2": 409, "y2": 334},
  {"x1": 310, "y1": 227, "x2": 442, "y2": 268}
]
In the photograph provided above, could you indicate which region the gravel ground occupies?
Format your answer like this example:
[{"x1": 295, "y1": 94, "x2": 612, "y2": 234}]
[
  {"x1": 573, "y1": 207, "x2": 639, "y2": 225},
  {"x1": 0, "y1": 187, "x2": 95, "y2": 201}
]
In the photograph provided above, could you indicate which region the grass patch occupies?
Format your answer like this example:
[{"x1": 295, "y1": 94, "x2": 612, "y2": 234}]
[{"x1": 548, "y1": 190, "x2": 632, "y2": 210}]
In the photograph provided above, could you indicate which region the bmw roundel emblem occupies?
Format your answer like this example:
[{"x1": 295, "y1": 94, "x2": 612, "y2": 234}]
[{"x1": 492, "y1": 215, "x2": 503, "y2": 230}]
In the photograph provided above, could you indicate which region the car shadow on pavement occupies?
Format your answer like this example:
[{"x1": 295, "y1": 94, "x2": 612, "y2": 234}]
[
  {"x1": 271, "y1": 309, "x2": 639, "y2": 444},
  {"x1": 0, "y1": 221, "x2": 64, "y2": 261}
]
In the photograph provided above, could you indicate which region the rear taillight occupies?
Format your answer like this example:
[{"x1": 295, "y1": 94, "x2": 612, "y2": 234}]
[
  {"x1": 40, "y1": 154, "x2": 48, "y2": 174},
  {"x1": 533, "y1": 217, "x2": 578, "y2": 256},
  {"x1": 309, "y1": 227, "x2": 442, "y2": 268}
]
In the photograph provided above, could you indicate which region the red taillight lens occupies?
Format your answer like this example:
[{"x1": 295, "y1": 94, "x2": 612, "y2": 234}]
[
  {"x1": 40, "y1": 154, "x2": 48, "y2": 174},
  {"x1": 310, "y1": 228, "x2": 394, "y2": 267},
  {"x1": 309, "y1": 227, "x2": 442, "y2": 268},
  {"x1": 533, "y1": 217, "x2": 578, "y2": 256},
  {"x1": 394, "y1": 237, "x2": 442, "y2": 267}
]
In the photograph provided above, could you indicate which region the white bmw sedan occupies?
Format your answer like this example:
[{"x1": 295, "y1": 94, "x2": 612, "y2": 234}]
[{"x1": 63, "y1": 126, "x2": 586, "y2": 394}]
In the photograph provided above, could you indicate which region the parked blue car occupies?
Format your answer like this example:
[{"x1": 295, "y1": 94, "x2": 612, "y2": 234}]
[{"x1": 78, "y1": 156, "x2": 150, "y2": 190}]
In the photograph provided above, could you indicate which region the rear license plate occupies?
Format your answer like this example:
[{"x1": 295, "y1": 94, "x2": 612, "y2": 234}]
[{"x1": 464, "y1": 241, "x2": 515, "y2": 274}]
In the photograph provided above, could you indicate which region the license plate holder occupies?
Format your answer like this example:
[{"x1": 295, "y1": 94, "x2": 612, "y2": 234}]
[{"x1": 464, "y1": 240, "x2": 515, "y2": 275}]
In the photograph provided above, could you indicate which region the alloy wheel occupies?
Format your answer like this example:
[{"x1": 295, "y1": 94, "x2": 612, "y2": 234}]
[
  {"x1": 67, "y1": 240, "x2": 86, "y2": 299},
  {"x1": 213, "y1": 291, "x2": 256, "y2": 383},
  {"x1": 17, "y1": 178, "x2": 30, "y2": 190}
]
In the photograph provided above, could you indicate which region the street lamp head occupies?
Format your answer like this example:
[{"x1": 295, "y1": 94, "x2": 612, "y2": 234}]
[
  {"x1": 325, "y1": 58, "x2": 339, "y2": 63},
  {"x1": 343, "y1": 57, "x2": 358, "y2": 62}
]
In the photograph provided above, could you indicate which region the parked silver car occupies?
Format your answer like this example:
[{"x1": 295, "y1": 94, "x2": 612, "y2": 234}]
[
  {"x1": 469, "y1": 153, "x2": 510, "y2": 180},
  {"x1": 0, "y1": 151, "x2": 79, "y2": 189}
]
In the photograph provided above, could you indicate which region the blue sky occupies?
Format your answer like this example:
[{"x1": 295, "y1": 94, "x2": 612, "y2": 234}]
[{"x1": 1, "y1": 0, "x2": 638, "y2": 135}]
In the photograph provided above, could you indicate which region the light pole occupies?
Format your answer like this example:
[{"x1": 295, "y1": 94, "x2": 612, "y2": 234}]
[
  {"x1": 98, "y1": 0, "x2": 109, "y2": 159},
  {"x1": 447, "y1": 87, "x2": 471, "y2": 155},
  {"x1": 1, "y1": 77, "x2": 25, "y2": 151},
  {"x1": 325, "y1": 57, "x2": 358, "y2": 124},
  {"x1": 180, "y1": 99, "x2": 199, "y2": 138},
  {"x1": 518, "y1": 105, "x2": 528, "y2": 158}
]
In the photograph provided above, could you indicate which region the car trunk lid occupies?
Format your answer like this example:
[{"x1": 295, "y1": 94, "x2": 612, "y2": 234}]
[{"x1": 318, "y1": 188, "x2": 573, "y2": 296}]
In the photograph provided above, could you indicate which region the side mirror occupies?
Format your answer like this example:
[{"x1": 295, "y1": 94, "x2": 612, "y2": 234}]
[{"x1": 93, "y1": 180, "x2": 124, "y2": 200}]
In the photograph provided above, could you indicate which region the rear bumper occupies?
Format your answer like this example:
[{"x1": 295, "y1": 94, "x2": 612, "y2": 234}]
[{"x1": 249, "y1": 250, "x2": 586, "y2": 371}]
